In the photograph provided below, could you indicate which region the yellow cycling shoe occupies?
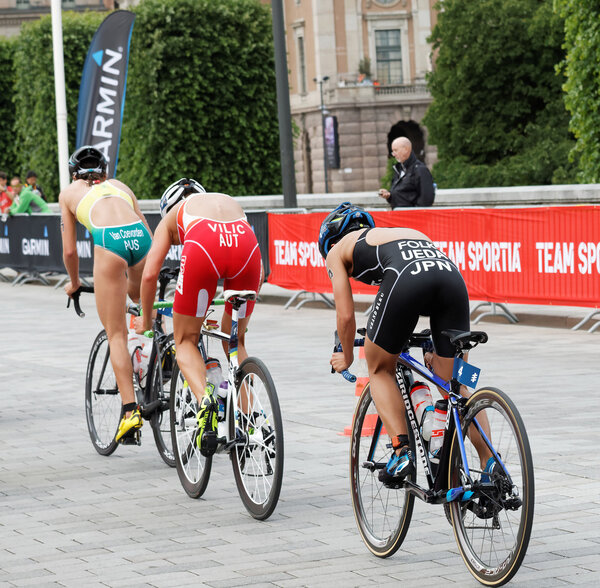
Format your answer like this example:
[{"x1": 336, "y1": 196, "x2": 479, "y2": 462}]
[{"x1": 116, "y1": 408, "x2": 143, "y2": 442}]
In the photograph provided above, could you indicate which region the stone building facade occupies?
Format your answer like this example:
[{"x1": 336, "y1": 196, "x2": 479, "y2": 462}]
[{"x1": 276, "y1": 0, "x2": 437, "y2": 193}]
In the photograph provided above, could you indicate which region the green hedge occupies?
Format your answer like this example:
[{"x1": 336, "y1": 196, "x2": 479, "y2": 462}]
[
  {"x1": 0, "y1": 37, "x2": 16, "y2": 176},
  {"x1": 9, "y1": 0, "x2": 280, "y2": 201},
  {"x1": 119, "y1": 0, "x2": 281, "y2": 198}
]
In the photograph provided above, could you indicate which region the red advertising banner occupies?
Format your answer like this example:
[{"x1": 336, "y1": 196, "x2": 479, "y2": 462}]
[{"x1": 268, "y1": 206, "x2": 600, "y2": 308}]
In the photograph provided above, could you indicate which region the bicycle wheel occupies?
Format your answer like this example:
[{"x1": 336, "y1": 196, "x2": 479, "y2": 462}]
[
  {"x1": 85, "y1": 330, "x2": 120, "y2": 456},
  {"x1": 448, "y1": 387, "x2": 534, "y2": 586},
  {"x1": 350, "y1": 382, "x2": 415, "y2": 557},
  {"x1": 230, "y1": 357, "x2": 283, "y2": 520},
  {"x1": 169, "y1": 360, "x2": 212, "y2": 498},
  {"x1": 148, "y1": 335, "x2": 176, "y2": 467}
]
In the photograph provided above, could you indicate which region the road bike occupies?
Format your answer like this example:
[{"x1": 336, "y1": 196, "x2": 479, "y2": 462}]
[
  {"x1": 70, "y1": 267, "x2": 178, "y2": 466},
  {"x1": 169, "y1": 290, "x2": 284, "y2": 520},
  {"x1": 345, "y1": 329, "x2": 534, "y2": 586}
]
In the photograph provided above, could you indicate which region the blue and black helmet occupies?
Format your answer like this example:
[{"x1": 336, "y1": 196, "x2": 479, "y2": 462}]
[{"x1": 318, "y1": 202, "x2": 375, "y2": 259}]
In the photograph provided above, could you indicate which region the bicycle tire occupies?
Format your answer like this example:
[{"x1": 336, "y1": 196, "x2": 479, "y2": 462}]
[
  {"x1": 85, "y1": 330, "x2": 120, "y2": 456},
  {"x1": 169, "y1": 360, "x2": 212, "y2": 498},
  {"x1": 230, "y1": 357, "x2": 283, "y2": 520},
  {"x1": 448, "y1": 387, "x2": 534, "y2": 586},
  {"x1": 350, "y1": 382, "x2": 415, "y2": 557},
  {"x1": 149, "y1": 335, "x2": 176, "y2": 467}
]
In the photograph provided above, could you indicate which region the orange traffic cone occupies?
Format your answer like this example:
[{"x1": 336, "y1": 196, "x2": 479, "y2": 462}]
[{"x1": 341, "y1": 345, "x2": 373, "y2": 436}]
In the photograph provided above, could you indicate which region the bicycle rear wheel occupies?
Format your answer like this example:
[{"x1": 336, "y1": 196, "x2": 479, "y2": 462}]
[
  {"x1": 149, "y1": 335, "x2": 176, "y2": 467},
  {"x1": 448, "y1": 387, "x2": 534, "y2": 586},
  {"x1": 85, "y1": 330, "x2": 120, "y2": 456},
  {"x1": 230, "y1": 357, "x2": 283, "y2": 520},
  {"x1": 350, "y1": 383, "x2": 415, "y2": 557},
  {"x1": 169, "y1": 361, "x2": 212, "y2": 498}
]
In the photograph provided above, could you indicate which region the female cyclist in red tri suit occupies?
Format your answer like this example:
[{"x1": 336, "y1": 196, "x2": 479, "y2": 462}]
[{"x1": 140, "y1": 179, "x2": 263, "y2": 446}]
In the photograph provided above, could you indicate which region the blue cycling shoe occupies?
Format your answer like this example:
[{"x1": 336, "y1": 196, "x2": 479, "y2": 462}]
[
  {"x1": 481, "y1": 455, "x2": 504, "y2": 484},
  {"x1": 378, "y1": 447, "x2": 415, "y2": 487}
]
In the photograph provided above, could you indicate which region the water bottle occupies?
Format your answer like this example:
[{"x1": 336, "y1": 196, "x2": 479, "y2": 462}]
[
  {"x1": 429, "y1": 399, "x2": 448, "y2": 460},
  {"x1": 127, "y1": 331, "x2": 144, "y2": 359},
  {"x1": 205, "y1": 357, "x2": 223, "y2": 391},
  {"x1": 217, "y1": 380, "x2": 228, "y2": 422},
  {"x1": 410, "y1": 381, "x2": 434, "y2": 441},
  {"x1": 133, "y1": 339, "x2": 152, "y2": 387}
]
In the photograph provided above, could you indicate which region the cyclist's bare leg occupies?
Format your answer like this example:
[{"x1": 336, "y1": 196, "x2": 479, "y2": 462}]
[
  {"x1": 126, "y1": 256, "x2": 146, "y2": 302},
  {"x1": 172, "y1": 312, "x2": 206, "y2": 404},
  {"x1": 220, "y1": 311, "x2": 251, "y2": 364},
  {"x1": 93, "y1": 247, "x2": 135, "y2": 413},
  {"x1": 429, "y1": 352, "x2": 493, "y2": 468},
  {"x1": 365, "y1": 337, "x2": 406, "y2": 455}
]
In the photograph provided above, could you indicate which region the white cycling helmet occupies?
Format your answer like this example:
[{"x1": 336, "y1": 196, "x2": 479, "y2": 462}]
[{"x1": 159, "y1": 177, "x2": 206, "y2": 217}]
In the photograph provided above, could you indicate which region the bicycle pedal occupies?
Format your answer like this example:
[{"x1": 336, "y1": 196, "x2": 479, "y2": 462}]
[
  {"x1": 119, "y1": 429, "x2": 141, "y2": 446},
  {"x1": 199, "y1": 430, "x2": 218, "y2": 457}
]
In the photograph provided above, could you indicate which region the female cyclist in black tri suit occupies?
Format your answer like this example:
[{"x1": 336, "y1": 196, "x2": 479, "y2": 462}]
[{"x1": 319, "y1": 202, "x2": 492, "y2": 483}]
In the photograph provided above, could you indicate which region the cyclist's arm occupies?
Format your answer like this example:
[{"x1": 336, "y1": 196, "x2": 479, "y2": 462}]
[
  {"x1": 140, "y1": 214, "x2": 177, "y2": 331},
  {"x1": 59, "y1": 191, "x2": 80, "y2": 293},
  {"x1": 327, "y1": 249, "x2": 356, "y2": 369}
]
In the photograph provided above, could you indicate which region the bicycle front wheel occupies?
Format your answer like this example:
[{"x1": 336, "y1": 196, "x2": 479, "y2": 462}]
[
  {"x1": 149, "y1": 335, "x2": 176, "y2": 467},
  {"x1": 85, "y1": 330, "x2": 120, "y2": 456},
  {"x1": 230, "y1": 357, "x2": 283, "y2": 520},
  {"x1": 448, "y1": 387, "x2": 534, "y2": 586},
  {"x1": 350, "y1": 382, "x2": 415, "y2": 557},
  {"x1": 169, "y1": 361, "x2": 212, "y2": 498}
]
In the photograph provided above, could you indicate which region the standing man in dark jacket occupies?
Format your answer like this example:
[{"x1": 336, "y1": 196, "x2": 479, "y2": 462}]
[{"x1": 378, "y1": 137, "x2": 435, "y2": 208}]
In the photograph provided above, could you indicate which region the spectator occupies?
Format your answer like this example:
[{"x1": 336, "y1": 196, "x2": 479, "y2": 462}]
[
  {"x1": 9, "y1": 176, "x2": 21, "y2": 197},
  {"x1": 25, "y1": 170, "x2": 46, "y2": 202},
  {"x1": 0, "y1": 171, "x2": 13, "y2": 215},
  {"x1": 378, "y1": 137, "x2": 435, "y2": 209},
  {"x1": 9, "y1": 180, "x2": 50, "y2": 215}
]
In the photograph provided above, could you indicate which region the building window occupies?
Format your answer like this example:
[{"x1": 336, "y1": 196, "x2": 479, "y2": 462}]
[
  {"x1": 297, "y1": 34, "x2": 307, "y2": 95},
  {"x1": 375, "y1": 29, "x2": 402, "y2": 84}
]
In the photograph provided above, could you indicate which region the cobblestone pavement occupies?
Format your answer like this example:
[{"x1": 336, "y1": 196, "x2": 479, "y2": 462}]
[{"x1": 1, "y1": 281, "x2": 599, "y2": 587}]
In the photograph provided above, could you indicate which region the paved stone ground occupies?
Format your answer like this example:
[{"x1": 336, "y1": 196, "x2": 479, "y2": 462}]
[{"x1": 1, "y1": 280, "x2": 599, "y2": 587}]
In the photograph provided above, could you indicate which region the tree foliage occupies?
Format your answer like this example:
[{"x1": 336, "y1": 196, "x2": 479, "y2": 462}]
[
  {"x1": 12, "y1": 11, "x2": 103, "y2": 199},
  {"x1": 0, "y1": 37, "x2": 16, "y2": 175},
  {"x1": 119, "y1": 0, "x2": 281, "y2": 197},
  {"x1": 423, "y1": 0, "x2": 576, "y2": 188},
  {"x1": 555, "y1": 0, "x2": 600, "y2": 183}
]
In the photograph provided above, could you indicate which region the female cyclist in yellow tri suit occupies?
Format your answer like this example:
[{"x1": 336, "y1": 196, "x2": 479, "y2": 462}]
[{"x1": 59, "y1": 146, "x2": 153, "y2": 442}]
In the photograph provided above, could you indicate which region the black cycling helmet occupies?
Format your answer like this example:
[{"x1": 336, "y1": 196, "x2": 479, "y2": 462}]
[
  {"x1": 160, "y1": 177, "x2": 206, "y2": 217},
  {"x1": 68, "y1": 145, "x2": 108, "y2": 178},
  {"x1": 318, "y1": 201, "x2": 375, "y2": 259}
]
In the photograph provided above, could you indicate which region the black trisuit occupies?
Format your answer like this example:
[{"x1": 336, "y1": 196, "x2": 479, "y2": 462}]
[{"x1": 351, "y1": 230, "x2": 470, "y2": 357}]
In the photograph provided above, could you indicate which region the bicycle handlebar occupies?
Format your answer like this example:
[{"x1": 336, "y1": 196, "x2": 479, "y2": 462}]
[
  {"x1": 67, "y1": 285, "x2": 95, "y2": 318},
  {"x1": 332, "y1": 340, "x2": 365, "y2": 383}
]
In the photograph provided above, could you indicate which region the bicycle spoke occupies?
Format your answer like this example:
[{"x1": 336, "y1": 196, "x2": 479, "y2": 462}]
[
  {"x1": 350, "y1": 384, "x2": 414, "y2": 557},
  {"x1": 449, "y1": 387, "x2": 534, "y2": 586}
]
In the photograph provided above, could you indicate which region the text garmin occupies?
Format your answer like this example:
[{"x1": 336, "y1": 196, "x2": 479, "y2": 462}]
[
  {"x1": 22, "y1": 237, "x2": 49, "y2": 256},
  {"x1": 91, "y1": 47, "x2": 124, "y2": 160}
]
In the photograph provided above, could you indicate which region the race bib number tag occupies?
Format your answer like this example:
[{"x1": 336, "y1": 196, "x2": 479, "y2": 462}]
[{"x1": 453, "y1": 357, "x2": 481, "y2": 388}]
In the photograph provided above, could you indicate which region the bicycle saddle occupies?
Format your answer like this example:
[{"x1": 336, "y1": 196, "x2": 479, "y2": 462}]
[
  {"x1": 222, "y1": 289, "x2": 257, "y2": 303},
  {"x1": 442, "y1": 329, "x2": 488, "y2": 350}
]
